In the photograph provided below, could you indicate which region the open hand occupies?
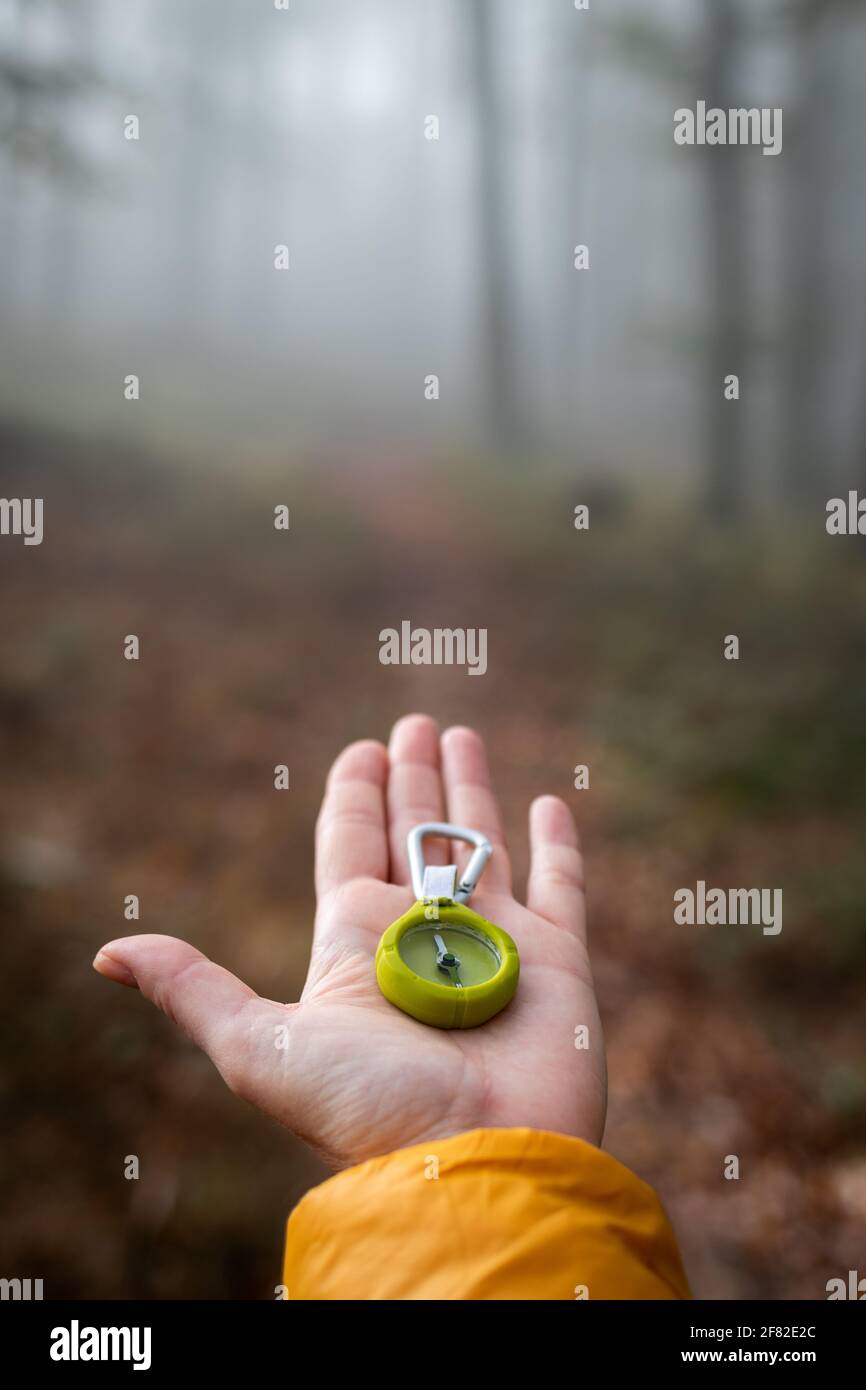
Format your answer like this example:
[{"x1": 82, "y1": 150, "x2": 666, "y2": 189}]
[{"x1": 94, "y1": 715, "x2": 607, "y2": 1170}]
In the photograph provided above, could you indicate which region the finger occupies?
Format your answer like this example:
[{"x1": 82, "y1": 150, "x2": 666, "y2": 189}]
[
  {"x1": 386, "y1": 714, "x2": 447, "y2": 887},
  {"x1": 315, "y1": 739, "x2": 389, "y2": 898},
  {"x1": 440, "y1": 726, "x2": 511, "y2": 894},
  {"x1": 92, "y1": 934, "x2": 280, "y2": 1097},
  {"x1": 526, "y1": 795, "x2": 586, "y2": 939}
]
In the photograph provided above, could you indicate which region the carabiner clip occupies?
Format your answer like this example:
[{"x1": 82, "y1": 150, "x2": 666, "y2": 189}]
[{"x1": 407, "y1": 822, "x2": 493, "y2": 905}]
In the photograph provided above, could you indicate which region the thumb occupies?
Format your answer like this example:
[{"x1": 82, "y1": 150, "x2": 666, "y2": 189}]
[{"x1": 93, "y1": 933, "x2": 281, "y2": 1100}]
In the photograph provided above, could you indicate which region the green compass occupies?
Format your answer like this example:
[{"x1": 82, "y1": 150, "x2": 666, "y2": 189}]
[{"x1": 375, "y1": 823, "x2": 520, "y2": 1029}]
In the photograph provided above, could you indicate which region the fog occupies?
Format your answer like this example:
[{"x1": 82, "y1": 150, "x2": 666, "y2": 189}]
[{"x1": 2, "y1": 0, "x2": 866, "y2": 503}]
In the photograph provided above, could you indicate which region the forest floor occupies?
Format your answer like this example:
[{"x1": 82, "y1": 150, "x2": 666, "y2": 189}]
[{"x1": 1, "y1": 422, "x2": 865, "y2": 1298}]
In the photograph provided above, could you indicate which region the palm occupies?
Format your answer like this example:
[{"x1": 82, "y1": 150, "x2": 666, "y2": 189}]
[
  {"x1": 94, "y1": 718, "x2": 607, "y2": 1171},
  {"x1": 259, "y1": 879, "x2": 604, "y2": 1168}
]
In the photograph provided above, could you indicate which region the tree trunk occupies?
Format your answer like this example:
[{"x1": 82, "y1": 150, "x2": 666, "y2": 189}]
[
  {"x1": 701, "y1": 0, "x2": 746, "y2": 522},
  {"x1": 468, "y1": 0, "x2": 525, "y2": 461},
  {"x1": 782, "y1": 10, "x2": 835, "y2": 508}
]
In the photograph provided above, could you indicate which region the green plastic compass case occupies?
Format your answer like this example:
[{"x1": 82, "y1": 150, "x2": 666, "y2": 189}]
[{"x1": 375, "y1": 823, "x2": 520, "y2": 1029}]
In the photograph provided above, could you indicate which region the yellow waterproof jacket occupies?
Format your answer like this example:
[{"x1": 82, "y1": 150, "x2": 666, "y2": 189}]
[{"x1": 283, "y1": 1127, "x2": 690, "y2": 1300}]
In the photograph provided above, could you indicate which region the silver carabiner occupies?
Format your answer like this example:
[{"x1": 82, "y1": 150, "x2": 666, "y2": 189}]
[{"x1": 407, "y1": 822, "x2": 493, "y2": 905}]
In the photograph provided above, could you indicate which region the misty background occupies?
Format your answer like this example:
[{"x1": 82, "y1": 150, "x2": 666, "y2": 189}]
[
  {"x1": 2, "y1": 0, "x2": 866, "y2": 505},
  {"x1": 2, "y1": 0, "x2": 866, "y2": 1302}
]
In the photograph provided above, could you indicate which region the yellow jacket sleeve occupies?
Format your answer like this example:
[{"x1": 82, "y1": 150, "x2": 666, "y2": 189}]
[{"x1": 283, "y1": 1127, "x2": 690, "y2": 1300}]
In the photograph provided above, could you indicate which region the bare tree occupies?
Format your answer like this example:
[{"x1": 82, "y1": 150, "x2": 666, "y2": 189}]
[
  {"x1": 781, "y1": 0, "x2": 863, "y2": 505},
  {"x1": 467, "y1": 0, "x2": 525, "y2": 460},
  {"x1": 700, "y1": 0, "x2": 747, "y2": 522},
  {"x1": 597, "y1": 3, "x2": 750, "y2": 521}
]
